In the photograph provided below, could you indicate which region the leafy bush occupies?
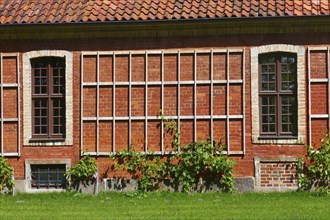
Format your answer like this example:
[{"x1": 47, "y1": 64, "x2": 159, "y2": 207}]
[
  {"x1": 65, "y1": 154, "x2": 97, "y2": 186},
  {"x1": 110, "y1": 113, "x2": 235, "y2": 193},
  {"x1": 170, "y1": 139, "x2": 235, "y2": 192},
  {"x1": 110, "y1": 140, "x2": 235, "y2": 193},
  {"x1": 0, "y1": 157, "x2": 14, "y2": 194},
  {"x1": 110, "y1": 148, "x2": 166, "y2": 192},
  {"x1": 298, "y1": 136, "x2": 330, "y2": 194}
]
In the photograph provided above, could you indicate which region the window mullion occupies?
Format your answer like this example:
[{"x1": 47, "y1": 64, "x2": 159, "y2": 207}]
[
  {"x1": 276, "y1": 57, "x2": 281, "y2": 136},
  {"x1": 48, "y1": 63, "x2": 52, "y2": 138}
]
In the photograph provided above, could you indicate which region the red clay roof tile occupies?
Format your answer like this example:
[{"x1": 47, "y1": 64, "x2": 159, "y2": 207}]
[{"x1": 0, "y1": 0, "x2": 329, "y2": 25}]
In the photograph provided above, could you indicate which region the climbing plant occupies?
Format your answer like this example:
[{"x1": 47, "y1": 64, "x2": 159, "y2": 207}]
[
  {"x1": 298, "y1": 136, "x2": 330, "y2": 194},
  {"x1": 0, "y1": 157, "x2": 14, "y2": 194},
  {"x1": 110, "y1": 112, "x2": 235, "y2": 193},
  {"x1": 65, "y1": 154, "x2": 97, "y2": 187}
]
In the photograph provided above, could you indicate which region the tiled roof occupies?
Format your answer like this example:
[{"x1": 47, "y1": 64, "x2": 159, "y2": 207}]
[{"x1": 0, "y1": 0, "x2": 329, "y2": 25}]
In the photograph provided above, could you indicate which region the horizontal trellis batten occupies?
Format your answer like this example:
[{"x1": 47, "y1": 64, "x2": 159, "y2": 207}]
[
  {"x1": 0, "y1": 53, "x2": 20, "y2": 157},
  {"x1": 80, "y1": 49, "x2": 246, "y2": 156},
  {"x1": 308, "y1": 47, "x2": 330, "y2": 147}
]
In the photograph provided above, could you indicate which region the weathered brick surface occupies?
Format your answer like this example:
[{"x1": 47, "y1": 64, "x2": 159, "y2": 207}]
[
  {"x1": 0, "y1": 33, "x2": 328, "y2": 187},
  {"x1": 311, "y1": 83, "x2": 327, "y2": 115},
  {"x1": 260, "y1": 162, "x2": 298, "y2": 188}
]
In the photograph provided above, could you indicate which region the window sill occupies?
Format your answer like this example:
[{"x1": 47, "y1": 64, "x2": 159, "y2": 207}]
[
  {"x1": 28, "y1": 138, "x2": 67, "y2": 146},
  {"x1": 29, "y1": 138, "x2": 65, "y2": 142},
  {"x1": 258, "y1": 136, "x2": 298, "y2": 140},
  {"x1": 253, "y1": 136, "x2": 305, "y2": 145}
]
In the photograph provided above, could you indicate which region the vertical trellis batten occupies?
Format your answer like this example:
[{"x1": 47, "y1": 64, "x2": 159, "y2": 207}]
[
  {"x1": 145, "y1": 51, "x2": 148, "y2": 153},
  {"x1": 161, "y1": 51, "x2": 165, "y2": 154},
  {"x1": 177, "y1": 50, "x2": 181, "y2": 150},
  {"x1": 242, "y1": 48, "x2": 246, "y2": 155},
  {"x1": 328, "y1": 47, "x2": 330, "y2": 134},
  {"x1": 112, "y1": 53, "x2": 116, "y2": 153},
  {"x1": 128, "y1": 52, "x2": 132, "y2": 148},
  {"x1": 210, "y1": 49, "x2": 214, "y2": 145},
  {"x1": 0, "y1": 53, "x2": 3, "y2": 156},
  {"x1": 226, "y1": 50, "x2": 230, "y2": 154},
  {"x1": 96, "y1": 52, "x2": 100, "y2": 155},
  {"x1": 193, "y1": 50, "x2": 197, "y2": 142},
  {"x1": 80, "y1": 54, "x2": 84, "y2": 156},
  {"x1": 308, "y1": 48, "x2": 312, "y2": 146},
  {"x1": 16, "y1": 53, "x2": 21, "y2": 157}
]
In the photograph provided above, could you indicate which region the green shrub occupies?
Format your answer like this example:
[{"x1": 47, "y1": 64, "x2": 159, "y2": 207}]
[
  {"x1": 0, "y1": 157, "x2": 14, "y2": 194},
  {"x1": 110, "y1": 113, "x2": 235, "y2": 193},
  {"x1": 298, "y1": 136, "x2": 330, "y2": 194},
  {"x1": 65, "y1": 154, "x2": 97, "y2": 186},
  {"x1": 170, "y1": 139, "x2": 235, "y2": 192},
  {"x1": 110, "y1": 148, "x2": 165, "y2": 192}
]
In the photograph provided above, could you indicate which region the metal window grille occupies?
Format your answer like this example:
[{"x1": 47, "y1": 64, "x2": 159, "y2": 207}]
[
  {"x1": 31, "y1": 164, "x2": 66, "y2": 189},
  {"x1": 81, "y1": 49, "x2": 246, "y2": 156}
]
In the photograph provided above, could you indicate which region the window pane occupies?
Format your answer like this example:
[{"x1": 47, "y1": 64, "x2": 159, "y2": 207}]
[
  {"x1": 262, "y1": 125, "x2": 268, "y2": 132},
  {"x1": 268, "y1": 65, "x2": 275, "y2": 73},
  {"x1": 282, "y1": 124, "x2": 289, "y2": 132},
  {"x1": 262, "y1": 65, "x2": 268, "y2": 73},
  {"x1": 262, "y1": 116, "x2": 268, "y2": 123},
  {"x1": 269, "y1": 115, "x2": 275, "y2": 123},
  {"x1": 262, "y1": 74, "x2": 267, "y2": 82},
  {"x1": 269, "y1": 83, "x2": 276, "y2": 91},
  {"x1": 41, "y1": 126, "x2": 47, "y2": 134},
  {"x1": 261, "y1": 96, "x2": 277, "y2": 133},
  {"x1": 280, "y1": 55, "x2": 296, "y2": 92},
  {"x1": 262, "y1": 83, "x2": 268, "y2": 90},
  {"x1": 281, "y1": 96, "x2": 297, "y2": 134},
  {"x1": 282, "y1": 64, "x2": 288, "y2": 72},
  {"x1": 52, "y1": 67, "x2": 64, "y2": 95},
  {"x1": 269, "y1": 124, "x2": 276, "y2": 132}
]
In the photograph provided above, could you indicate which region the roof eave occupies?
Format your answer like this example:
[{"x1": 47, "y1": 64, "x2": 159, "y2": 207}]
[{"x1": 0, "y1": 16, "x2": 329, "y2": 40}]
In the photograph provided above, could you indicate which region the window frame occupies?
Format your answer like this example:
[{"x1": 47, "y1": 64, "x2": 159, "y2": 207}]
[
  {"x1": 250, "y1": 45, "x2": 306, "y2": 145},
  {"x1": 258, "y1": 53, "x2": 298, "y2": 138},
  {"x1": 31, "y1": 57, "x2": 66, "y2": 140},
  {"x1": 23, "y1": 50, "x2": 73, "y2": 146}
]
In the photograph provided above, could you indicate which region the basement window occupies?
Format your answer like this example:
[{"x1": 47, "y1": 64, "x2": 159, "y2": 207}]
[{"x1": 31, "y1": 164, "x2": 66, "y2": 189}]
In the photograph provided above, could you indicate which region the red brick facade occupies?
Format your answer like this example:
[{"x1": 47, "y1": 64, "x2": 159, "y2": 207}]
[{"x1": 0, "y1": 20, "x2": 329, "y2": 191}]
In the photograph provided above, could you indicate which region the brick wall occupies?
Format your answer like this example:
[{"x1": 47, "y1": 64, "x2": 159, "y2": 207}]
[
  {"x1": 309, "y1": 49, "x2": 330, "y2": 147},
  {"x1": 260, "y1": 162, "x2": 298, "y2": 188},
  {"x1": 255, "y1": 157, "x2": 299, "y2": 191},
  {"x1": 0, "y1": 33, "x2": 329, "y2": 189}
]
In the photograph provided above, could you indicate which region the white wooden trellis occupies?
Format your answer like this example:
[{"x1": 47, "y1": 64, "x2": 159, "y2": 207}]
[
  {"x1": 0, "y1": 53, "x2": 21, "y2": 157},
  {"x1": 308, "y1": 46, "x2": 330, "y2": 146},
  {"x1": 80, "y1": 49, "x2": 246, "y2": 156}
]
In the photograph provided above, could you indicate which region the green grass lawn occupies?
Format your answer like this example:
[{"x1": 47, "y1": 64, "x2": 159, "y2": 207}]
[{"x1": 0, "y1": 191, "x2": 329, "y2": 219}]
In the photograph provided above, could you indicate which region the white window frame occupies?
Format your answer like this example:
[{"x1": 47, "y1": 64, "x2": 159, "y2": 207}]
[
  {"x1": 251, "y1": 45, "x2": 306, "y2": 144},
  {"x1": 23, "y1": 50, "x2": 73, "y2": 146}
]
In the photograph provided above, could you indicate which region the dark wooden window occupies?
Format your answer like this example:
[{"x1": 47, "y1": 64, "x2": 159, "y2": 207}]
[
  {"x1": 259, "y1": 53, "x2": 297, "y2": 138},
  {"x1": 32, "y1": 58, "x2": 65, "y2": 139},
  {"x1": 31, "y1": 164, "x2": 66, "y2": 188}
]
